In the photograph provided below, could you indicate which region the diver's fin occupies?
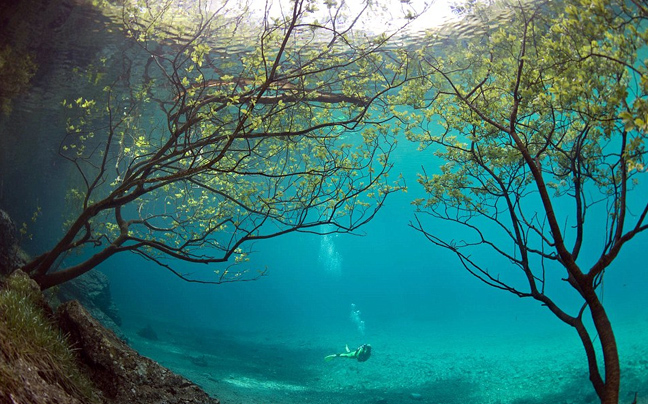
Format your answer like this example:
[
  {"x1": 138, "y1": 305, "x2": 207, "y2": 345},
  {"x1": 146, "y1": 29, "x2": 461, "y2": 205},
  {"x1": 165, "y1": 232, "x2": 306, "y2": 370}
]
[
  {"x1": 345, "y1": 344, "x2": 350, "y2": 353},
  {"x1": 324, "y1": 354, "x2": 338, "y2": 362}
]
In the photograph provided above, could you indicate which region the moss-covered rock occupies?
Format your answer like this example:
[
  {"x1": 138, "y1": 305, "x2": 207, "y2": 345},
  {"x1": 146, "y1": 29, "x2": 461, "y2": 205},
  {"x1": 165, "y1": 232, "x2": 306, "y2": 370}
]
[
  {"x1": 1, "y1": 214, "x2": 220, "y2": 403},
  {"x1": 1, "y1": 270, "x2": 221, "y2": 404},
  {"x1": 57, "y1": 300, "x2": 220, "y2": 404},
  {"x1": 0, "y1": 270, "x2": 101, "y2": 404}
]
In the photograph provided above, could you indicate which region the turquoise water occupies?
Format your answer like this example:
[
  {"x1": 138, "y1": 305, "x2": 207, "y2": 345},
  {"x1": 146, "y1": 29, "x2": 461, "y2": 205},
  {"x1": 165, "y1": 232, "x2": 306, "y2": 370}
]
[
  {"x1": 99, "y1": 191, "x2": 648, "y2": 403},
  {"x1": 2, "y1": 1, "x2": 648, "y2": 403},
  {"x1": 100, "y1": 161, "x2": 648, "y2": 403}
]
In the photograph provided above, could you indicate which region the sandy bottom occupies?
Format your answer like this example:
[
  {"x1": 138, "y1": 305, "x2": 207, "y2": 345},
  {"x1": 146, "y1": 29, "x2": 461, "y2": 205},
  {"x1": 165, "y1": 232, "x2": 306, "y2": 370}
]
[{"x1": 120, "y1": 312, "x2": 648, "y2": 404}]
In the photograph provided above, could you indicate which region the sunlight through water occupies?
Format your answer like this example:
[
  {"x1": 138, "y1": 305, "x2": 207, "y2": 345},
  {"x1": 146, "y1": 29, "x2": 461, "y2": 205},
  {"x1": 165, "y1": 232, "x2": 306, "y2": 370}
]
[{"x1": 238, "y1": 0, "x2": 459, "y2": 34}]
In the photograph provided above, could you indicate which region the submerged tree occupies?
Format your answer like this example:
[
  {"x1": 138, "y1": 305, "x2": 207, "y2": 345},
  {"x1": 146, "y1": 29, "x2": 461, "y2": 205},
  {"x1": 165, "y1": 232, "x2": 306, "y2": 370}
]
[
  {"x1": 21, "y1": 0, "x2": 420, "y2": 289},
  {"x1": 401, "y1": 0, "x2": 648, "y2": 402}
]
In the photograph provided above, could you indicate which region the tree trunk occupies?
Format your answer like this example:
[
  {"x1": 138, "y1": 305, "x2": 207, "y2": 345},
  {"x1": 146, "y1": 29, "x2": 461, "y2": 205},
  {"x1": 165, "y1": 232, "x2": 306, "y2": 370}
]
[
  {"x1": 33, "y1": 233, "x2": 128, "y2": 290},
  {"x1": 585, "y1": 288, "x2": 620, "y2": 404}
]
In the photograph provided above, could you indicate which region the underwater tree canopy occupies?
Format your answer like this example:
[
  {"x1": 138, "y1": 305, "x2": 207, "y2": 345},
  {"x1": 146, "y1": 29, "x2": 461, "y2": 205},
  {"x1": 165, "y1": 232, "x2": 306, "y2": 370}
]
[
  {"x1": 20, "y1": 0, "x2": 427, "y2": 289},
  {"x1": 400, "y1": 0, "x2": 648, "y2": 402}
]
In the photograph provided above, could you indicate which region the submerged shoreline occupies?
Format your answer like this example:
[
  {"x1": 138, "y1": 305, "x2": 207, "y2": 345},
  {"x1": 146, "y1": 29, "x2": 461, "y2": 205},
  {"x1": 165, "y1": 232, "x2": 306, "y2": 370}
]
[{"x1": 0, "y1": 270, "x2": 220, "y2": 404}]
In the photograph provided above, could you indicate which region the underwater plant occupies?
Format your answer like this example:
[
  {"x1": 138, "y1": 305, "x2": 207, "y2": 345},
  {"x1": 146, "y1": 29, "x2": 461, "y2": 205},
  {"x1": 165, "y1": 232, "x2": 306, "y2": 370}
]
[
  {"x1": 401, "y1": 0, "x2": 648, "y2": 403},
  {"x1": 19, "y1": 0, "x2": 426, "y2": 289},
  {"x1": 0, "y1": 271, "x2": 99, "y2": 403}
]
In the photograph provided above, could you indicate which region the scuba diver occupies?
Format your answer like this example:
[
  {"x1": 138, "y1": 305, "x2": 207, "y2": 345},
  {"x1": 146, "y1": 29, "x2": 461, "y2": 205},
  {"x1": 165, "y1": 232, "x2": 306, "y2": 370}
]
[{"x1": 324, "y1": 344, "x2": 372, "y2": 362}]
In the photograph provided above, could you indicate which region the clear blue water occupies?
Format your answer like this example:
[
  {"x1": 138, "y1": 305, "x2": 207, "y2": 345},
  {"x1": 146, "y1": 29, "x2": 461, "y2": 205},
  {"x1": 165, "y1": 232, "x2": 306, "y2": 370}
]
[
  {"x1": 100, "y1": 189, "x2": 648, "y2": 403},
  {"x1": 1, "y1": 2, "x2": 648, "y2": 403}
]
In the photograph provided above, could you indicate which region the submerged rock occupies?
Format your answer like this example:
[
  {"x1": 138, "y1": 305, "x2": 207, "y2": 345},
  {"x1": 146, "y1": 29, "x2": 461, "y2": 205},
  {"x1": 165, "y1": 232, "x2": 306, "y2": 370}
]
[
  {"x1": 137, "y1": 323, "x2": 159, "y2": 340},
  {"x1": 0, "y1": 209, "x2": 28, "y2": 276},
  {"x1": 57, "y1": 269, "x2": 123, "y2": 328},
  {"x1": 190, "y1": 355, "x2": 209, "y2": 368},
  {"x1": 57, "y1": 300, "x2": 220, "y2": 404}
]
